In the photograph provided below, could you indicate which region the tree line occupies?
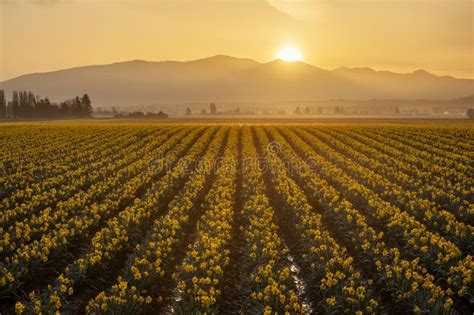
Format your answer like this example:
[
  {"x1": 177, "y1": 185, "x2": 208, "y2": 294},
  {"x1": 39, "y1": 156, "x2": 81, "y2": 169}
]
[{"x1": 0, "y1": 90, "x2": 92, "y2": 119}]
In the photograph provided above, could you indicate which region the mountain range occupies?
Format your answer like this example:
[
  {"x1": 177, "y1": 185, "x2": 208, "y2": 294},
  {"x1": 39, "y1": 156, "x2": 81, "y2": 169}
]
[{"x1": 0, "y1": 55, "x2": 472, "y2": 107}]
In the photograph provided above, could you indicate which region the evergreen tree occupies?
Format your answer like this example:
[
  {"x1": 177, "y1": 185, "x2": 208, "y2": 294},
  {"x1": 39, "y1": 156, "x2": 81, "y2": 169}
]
[
  {"x1": 19, "y1": 91, "x2": 27, "y2": 116},
  {"x1": 11, "y1": 91, "x2": 19, "y2": 117},
  {"x1": 27, "y1": 92, "x2": 36, "y2": 117},
  {"x1": 60, "y1": 101, "x2": 71, "y2": 115},
  {"x1": 73, "y1": 96, "x2": 82, "y2": 116},
  {"x1": 81, "y1": 94, "x2": 92, "y2": 116},
  {"x1": 0, "y1": 90, "x2": 5, "y2": 118}
]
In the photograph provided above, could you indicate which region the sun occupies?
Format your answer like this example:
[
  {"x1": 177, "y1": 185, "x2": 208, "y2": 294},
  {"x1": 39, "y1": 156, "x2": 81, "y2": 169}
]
[{"x1": 276, "y1": 45, "x2": 302, "y2": 62}]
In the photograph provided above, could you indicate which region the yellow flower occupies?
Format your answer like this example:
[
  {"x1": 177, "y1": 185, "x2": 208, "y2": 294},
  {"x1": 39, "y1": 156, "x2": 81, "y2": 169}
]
[
  {"x1": 326, "y1": 297, "x2": 336, "y2": 306},
  {"x1": 264, "y1": 305, "x2": 273, "y2": 315},
  {"x1": 444, "y1": 298, "x2": 453, "y2": 309},
  {"x1": 15, "y1": 302, "x2": 25, "y2": 314}
]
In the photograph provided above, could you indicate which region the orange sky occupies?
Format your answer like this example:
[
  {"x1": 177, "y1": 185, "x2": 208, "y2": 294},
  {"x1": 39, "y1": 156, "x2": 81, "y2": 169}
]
[{"x1": 1, "y1": 0, "x2": 473, "y2": 81}]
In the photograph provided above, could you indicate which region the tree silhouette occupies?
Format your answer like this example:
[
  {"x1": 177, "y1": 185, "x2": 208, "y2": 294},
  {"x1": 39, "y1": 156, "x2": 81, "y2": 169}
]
[
  {"x1": 0, "y1": 91, "x2": 5, "y2": 118},
  {"x1": 11, "y1": 91, "x2": 19, "y2": 117},
  {"x1": 82, "y1": 94, "x2": 92, "y2": 116},
  {"x1": 3, "y1": 90, "x2": 93, "y2": 119},
  {"x1": 210, "y1": 102, "x2": 217, "y2": 114},
  {"x1": 73, "y1": 96, "x2": 83, "y2": 116},
  {"x1": 467, "y1": 108, "x2": 474, "y2": 119},
  {"x1": 334, "y1": 106, "x2": 345, "y2": 114}
]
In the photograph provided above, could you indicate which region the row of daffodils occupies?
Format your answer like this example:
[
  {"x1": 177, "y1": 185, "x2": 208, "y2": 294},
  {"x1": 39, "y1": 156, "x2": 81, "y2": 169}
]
[{"x1": 1, "y1": 122, "x2": 471, "y2": 314}]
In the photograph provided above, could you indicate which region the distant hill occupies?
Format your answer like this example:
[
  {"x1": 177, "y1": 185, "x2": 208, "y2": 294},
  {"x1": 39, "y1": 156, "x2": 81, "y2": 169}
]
[
  {"x1": 0, "y1": 55, "x2": 472, "y2": 107},
  {"x1": 448, "y1": 94, "x2": 474, "y2": 105}
]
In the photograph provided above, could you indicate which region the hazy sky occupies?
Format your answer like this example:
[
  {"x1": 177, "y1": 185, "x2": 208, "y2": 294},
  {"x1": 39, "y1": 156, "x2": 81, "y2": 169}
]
[{"x1": 1, "y1": 0, "x2": 473, "y2": 81}]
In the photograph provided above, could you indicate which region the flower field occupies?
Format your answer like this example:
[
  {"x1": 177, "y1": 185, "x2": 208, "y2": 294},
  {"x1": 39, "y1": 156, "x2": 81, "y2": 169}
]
[{"x1": 0, "y1": 121, "x2": 472, "y2": 314}]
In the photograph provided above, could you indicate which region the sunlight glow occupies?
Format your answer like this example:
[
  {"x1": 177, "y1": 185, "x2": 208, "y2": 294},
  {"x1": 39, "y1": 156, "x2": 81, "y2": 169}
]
[{"x1": 276, "y1": 46, "x2": 302, "y2": 62}]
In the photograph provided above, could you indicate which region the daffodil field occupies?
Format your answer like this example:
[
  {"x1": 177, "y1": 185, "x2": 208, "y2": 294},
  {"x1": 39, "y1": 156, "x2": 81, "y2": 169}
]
[{"x1": 0, "y1": 121, "x2": 473, "y2": 314}]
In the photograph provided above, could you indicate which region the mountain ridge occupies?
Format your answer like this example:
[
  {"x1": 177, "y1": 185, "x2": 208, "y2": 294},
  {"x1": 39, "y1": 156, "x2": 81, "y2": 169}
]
[
  {"x1": 1, "y1": 55, "x2": 472, "y2": 107},
  {"x1": 6, "y1": 55, "x2": 467, "y2": 81}
]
